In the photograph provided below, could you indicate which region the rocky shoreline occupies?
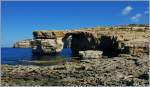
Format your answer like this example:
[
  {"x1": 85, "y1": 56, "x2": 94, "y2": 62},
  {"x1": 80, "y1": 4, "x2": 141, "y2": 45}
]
[
  {"x1": 3, "y1": 24, "x2": 149, "y2": 86},
  {"x1": 1, "y1": 54, "x2": 149, "y2": 86}
]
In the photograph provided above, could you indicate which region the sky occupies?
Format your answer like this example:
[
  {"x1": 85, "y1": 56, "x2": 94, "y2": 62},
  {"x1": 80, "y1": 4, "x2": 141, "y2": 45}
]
[{"x1": 1, "y1": 1, "x2": 149, "y2": 47}]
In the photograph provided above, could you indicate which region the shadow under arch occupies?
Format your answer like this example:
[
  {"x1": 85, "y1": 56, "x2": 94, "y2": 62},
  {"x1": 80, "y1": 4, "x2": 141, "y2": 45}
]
[
  {"x1": 62, "y1": 32, "x2": 97, "y2": 56},
  {"x1": 97, "y1": 36, "x2": 121, "y2": 58},
  {"x1": 63, "y1": 33, "x2": 124, "y2": 58}
]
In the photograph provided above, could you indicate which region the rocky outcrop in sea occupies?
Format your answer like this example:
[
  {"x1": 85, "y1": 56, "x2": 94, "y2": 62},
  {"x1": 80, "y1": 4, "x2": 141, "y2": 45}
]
[
  {"x1": 13, "y1": 39, "x2": 32, "y2": 48},
  {"x1": 31, "y1": 30, "x2": 67, "y2": 55}
]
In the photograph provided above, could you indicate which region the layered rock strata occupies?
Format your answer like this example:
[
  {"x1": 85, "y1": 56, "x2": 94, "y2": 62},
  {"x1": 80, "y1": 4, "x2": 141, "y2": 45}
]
[
  {"x1": 13, "y1": 39, "x2": 32, "y2": 48},
  {"x1": 13, "y1": 24, "x2": 149, "y2": 57},
  {"x1": 1, "y1": 54, "x2": 149, "y2": 86},
  {"x1": 63, "y1": 31, "x2": 99, "y2": 56},
  {"x1": 31, "y1": 28, "x2": 148, "y2": 57},
  {"x1": 63, "y1": 31, "x2": 124, "y2": 57},
  {"x1": 79, "y1": 50, "x2": 103, "y2": 59},
  {"x1": 31, "y1": 30, "x2": 67, "y2": 55}
]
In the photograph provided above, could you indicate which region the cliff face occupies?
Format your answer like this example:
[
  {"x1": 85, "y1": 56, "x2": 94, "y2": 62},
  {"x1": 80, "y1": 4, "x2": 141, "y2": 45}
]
[
  {"x1": 31, "y1": 30, "x2": 66, "y2": 55},
  {"x1": 96, "y1": 29, "x2": 149, "y2": 57},
  {"x1": 33, "y1": 30, "x2": 66, "y2": 39},
  {"x1": 63, "y1": 31, "x2": 99, "y2": 56},
  {"x1": 63, "y1": 26, "x2": 148, "y2": 57},
  {"x1": 63, "y1": 32, "x2": 120, "y2": 57},
  {"x1": 13, "y1": 39, "x2": 32, "y2": 48},
  {"x1": 13, "y1": 25, "x2": 149, "y2": 58}
]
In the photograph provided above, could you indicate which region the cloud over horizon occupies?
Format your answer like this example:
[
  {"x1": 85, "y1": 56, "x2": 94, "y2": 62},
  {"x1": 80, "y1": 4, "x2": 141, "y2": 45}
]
[
  {"x1": 131, "y1": 13, "x2": 142, "y2": 22},
  {"x1": 122, "y1": 6, "x2": 133, "y2": 15}
]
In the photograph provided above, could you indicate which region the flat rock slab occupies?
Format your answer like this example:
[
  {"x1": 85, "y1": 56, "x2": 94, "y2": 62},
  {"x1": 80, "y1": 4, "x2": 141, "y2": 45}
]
[
  {"x1": 1, "y1": 55, "x2": 149, "y2": 86},
  {"x1": 79, "y1": 50, "x2": 103, "y2": 59}
]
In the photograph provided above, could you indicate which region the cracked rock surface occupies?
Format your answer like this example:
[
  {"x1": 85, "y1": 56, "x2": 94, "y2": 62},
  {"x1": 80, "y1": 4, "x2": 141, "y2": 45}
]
[{"x1": 1, "y1": 54, "x2": 149, "y2": 86}]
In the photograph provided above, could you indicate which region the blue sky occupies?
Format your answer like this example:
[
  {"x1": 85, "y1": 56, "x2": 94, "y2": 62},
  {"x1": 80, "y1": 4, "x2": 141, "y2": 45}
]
[{"x1": 2, "y1": 1, "x2": 149, "y2": 47}]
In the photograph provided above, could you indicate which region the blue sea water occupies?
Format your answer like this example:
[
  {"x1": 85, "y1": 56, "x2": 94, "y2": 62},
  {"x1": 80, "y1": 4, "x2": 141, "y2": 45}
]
[{"x1": 1, "y1": 48, "x2": 72, "y2": 65}]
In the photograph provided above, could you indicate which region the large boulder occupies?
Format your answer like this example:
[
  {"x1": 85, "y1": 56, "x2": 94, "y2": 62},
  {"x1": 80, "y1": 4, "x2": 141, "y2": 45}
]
[{"x1": 79, "y1": 50, "x2": 103, "y2": 59}]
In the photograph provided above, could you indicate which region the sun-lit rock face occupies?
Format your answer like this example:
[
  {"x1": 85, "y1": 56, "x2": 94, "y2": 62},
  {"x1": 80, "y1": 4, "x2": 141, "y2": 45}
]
[
  {"x1": 79, "y1": 50, "x2": 103, "y2": 59},
  {"x1": 33, "y1": 30, "x2": 66, "y2": 39},
  {"x1": 63, "y1": 26, "x2": 149, "y2": 58},
  {"x1": 124, "y1": 39, "x2": 149, "y2": 57},
  {"x1": 1, "y1": 54, "x2": 149, "y2": 86},
  {"x1": 14, "y1": 24, "x2": 148, "y2": 57},
  {"x1": 31, "y1": 30, "x2": 67, "y2": 55},
  {"x1": 97, "y1": 30, "x2": 149, "y2": 57},
  {"x1": 13, "y1": 39, "x2": 32, "y2": 48}
]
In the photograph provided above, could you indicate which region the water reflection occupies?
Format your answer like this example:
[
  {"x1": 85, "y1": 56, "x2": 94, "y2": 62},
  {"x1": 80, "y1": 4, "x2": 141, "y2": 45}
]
[
  {"x1": 21, "y1": 48, "x2": 72, "y2": 66},
  {"x1": 31, "y1": 48, "x2": 72, "y2": 61},
  {"x1": 2, "y1": 48, "x2": 72, "y2": 65}
]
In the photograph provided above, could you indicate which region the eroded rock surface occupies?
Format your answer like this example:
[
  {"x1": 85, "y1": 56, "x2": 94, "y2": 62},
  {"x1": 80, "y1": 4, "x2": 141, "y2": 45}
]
[
  {"x1": 79, "y1": 50, "x2": 103, "y2": 59},
  {"x1": 8, "y1": 24, "x2": 149, "y2": 86},
  {"x1": 31, "y1": 30, "x2": 67, "y2": 55},
  {"x1": 13, "y1": 24, "x2": 149, "y2": 57},
  {"x1": 63, "y1": 31, "x2": 99, "y2": 56},
  {"x1": 1, "y1": 54, "x2": 149, "y2": 86},
  {"x1": 63, "y1": 26, "x2": 149, "y2": 57},
  {"x1": 13, "y1": 39, "x2": 32, "y2": 48}
]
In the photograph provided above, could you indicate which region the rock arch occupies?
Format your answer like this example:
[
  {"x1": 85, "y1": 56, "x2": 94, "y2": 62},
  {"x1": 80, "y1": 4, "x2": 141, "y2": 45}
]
[
  {"x1": 62, "y1": 31, "x2": 122, "y2": 57},
  {"x1": 62, "y1": 31, "x2": 98, "y2": 56}
]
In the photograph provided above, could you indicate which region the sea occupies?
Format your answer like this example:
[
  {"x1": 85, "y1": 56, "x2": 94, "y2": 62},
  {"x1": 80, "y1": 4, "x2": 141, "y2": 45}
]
[{"x1": 1, "y1": 48, "x2": 72, "y2": 65}]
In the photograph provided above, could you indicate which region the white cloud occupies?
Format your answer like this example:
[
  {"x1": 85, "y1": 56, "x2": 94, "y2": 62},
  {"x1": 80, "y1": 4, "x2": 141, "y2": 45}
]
[
  {"x1": 122, "y1": 6, "x2": 133, "y2": 15},
  {"x1": 144, "y1": 10, "x2": 149, "y2": 14},
  {"x1": 144, "y1": 7, "x2": 149, "y2": 14},
  {"x1": 131, "y1": 13, "x2": 142, "y2": 22}
]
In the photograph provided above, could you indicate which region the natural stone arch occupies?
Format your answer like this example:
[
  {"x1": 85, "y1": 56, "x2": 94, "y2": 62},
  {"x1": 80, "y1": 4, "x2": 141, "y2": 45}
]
[
  {"x1": 63, "y1": 31, "x2": 124, "y2": 57},
  {"x1": 98, "y1": 36, "x2": 121, "y2": 57},
  {"x1": 62, "y1": 31, "x2": 99, "y2": 56}
]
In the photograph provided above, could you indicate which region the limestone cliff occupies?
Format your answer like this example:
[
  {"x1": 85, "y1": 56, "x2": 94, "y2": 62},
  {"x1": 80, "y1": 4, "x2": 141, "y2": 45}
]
[
  {"x1": 13, "y1": 24, "x2": 149, "y2": 58},
  {"x1": 31, "y1": 30, "x2": 67, "y2": 55},
  {"x1": 63, "y1": 25, "x2": 149, "y2": 57},
  {"x1": 63, "y1": 31, "x2": 99, "y2": 56},
  {"x1": 13, "y1": 39, "x2": 32, "y2": 48}
]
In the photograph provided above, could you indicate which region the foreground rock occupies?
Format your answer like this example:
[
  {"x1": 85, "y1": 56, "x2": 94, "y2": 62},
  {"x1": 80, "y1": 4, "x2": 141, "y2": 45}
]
[
  {"x1": 1, "y1": 54, "x2": 149, "y2": 86},
  {"x1": 79, "y1": 50, "x2": 103, "y2": 59}
]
